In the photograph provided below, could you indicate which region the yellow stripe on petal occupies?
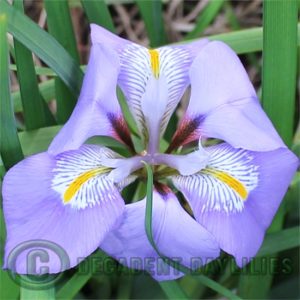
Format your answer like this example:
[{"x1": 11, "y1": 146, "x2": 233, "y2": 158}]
[
  {"x1": 202, "y1": 168, "x2": 248, "y2": 200},
  {"x1": 149, "y1": 49, "x2": 160, "y2": 78},
  {"x1": 64, "y1": 167, "x2": 110, "y2": 203}
]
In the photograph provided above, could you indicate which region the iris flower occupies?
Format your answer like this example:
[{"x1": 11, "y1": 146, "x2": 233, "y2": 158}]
[{"x1": 2, "y1": 25, "x2": 298, "y2": 281}]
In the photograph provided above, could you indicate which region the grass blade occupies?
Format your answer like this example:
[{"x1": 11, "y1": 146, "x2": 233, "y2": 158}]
[
  {"x1": 0, "y1": 0, "x2": 83, "y2": 97},
  {"x1": 185, "y1": 0, "x2": 225, "y2": 40},
  {"x1": 17, "y1": 125, "x2": 128, "y2": 156},
  {"x1": 0, "y1": 204, "x2": 19, "y2": 300},
  {"x1": 81, "y1": 0, "x2": 115, "y2": 32},
  {"x1": 20, "y1": 286, "x2": 54, "y2": 300},
  {"x1": 44, "y1": 0, "x2": 79, "y2": 63},
  {"x1": 13, "y1": 0, "x2": 55, "y2": 129},
  {"x1": 117, "y1": 88, "x2": 139, "y2": 137},
  {"x1": 209, "y1": 27, "x2": 263, "y2": 54},
  {"x1": 136, "y1": 0, "x2": 167, "y2": 47},
  {"x1": 0, "y1": 12, "x2": 22, "y2": 298},
  {"x1": 256, "y1": 227, "x2": 300, "y2": 257},
  {"x1": 44, "y1": 0, "x2": 80, "y2": 123},
  {"x1": 56, "y1": 251, "x2": 108, "y2": 300},
  {"x1": 56, "y1": 272, "x2": 91, "y2": 300},
  {"x1": 195, "y1": 275, "x2": 241, "y2": 300},
  {"x1": 238, "y1": 1, "x2": 298, "y2": 298},
  {"x1": 261, "y1": 0, "x2": 298, "y2": 145},
  {"x1": 0, "y1": 13, "x2": 23, "y2": 169},
  {"x1": 13, "y1": 79, "x2": 55, "y2": 113},
  {"x1": 159, "y1": 281, "x2": 188, "y2": 300}
]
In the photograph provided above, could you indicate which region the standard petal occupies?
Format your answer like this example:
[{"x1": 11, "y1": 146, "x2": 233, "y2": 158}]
[
  {"x1": 124, "y1": 43, "x2": 209, "y2": 153},
  {"x1": 101, "y1": 190, "x2": 220, "y2": 281},
  {"x1": 172, "y1": 143, "x2": 298, "y2": 266},
  {"x1": 169, "y1": 41, "x2": 285, "y2": 152},
  {"x1": 91, "y1": 24, "x2": 209, "y2": 152},
  {"x1": 48, "y1": 43, "x2": 132, "y2": 155},
  {"x1": 2, "y1": 145, "x2": 126, "y2": 273},
  {"x1": 90, "y1": 23, "x2": 130, "y2": 51}
]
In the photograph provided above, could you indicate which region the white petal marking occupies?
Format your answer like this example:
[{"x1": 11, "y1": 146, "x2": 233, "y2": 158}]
[
  {"x1": 51, "y1": 145, "x2": 121, "y2": 210},
  {"x1": 173, "y1": 144, "x2": 259, "y2": 214}
]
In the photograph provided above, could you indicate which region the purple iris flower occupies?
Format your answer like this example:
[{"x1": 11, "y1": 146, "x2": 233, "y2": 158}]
[{"x1": 2, "y1": 24, "x2": 298, "y2": 281}]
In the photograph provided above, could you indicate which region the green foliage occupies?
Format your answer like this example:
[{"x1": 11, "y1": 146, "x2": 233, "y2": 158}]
[
  {"x1": 13, "y1": 0, "x2": 56, "y2": 129},
  {"x1": 238, "y1": 1, "x2": 299, "y2": 298},
  {"x1": 44, "y1": 0, "x2": 79, "y2": 123},
  {"x1": 185, "y1": 0, "x2": 225, "y2": 40},
  {"x1": 136, "y1": 0, "x2": 167, "y2": 47},
  {"x1": 81, "y1": 0, "x2": 115, "y2": 32},
  {"x1": 0, "y1": 13, "x2": 23, "y2": 169},
  {"x1": 0, "y1": 1, "x2": 83, "y2": 97}
]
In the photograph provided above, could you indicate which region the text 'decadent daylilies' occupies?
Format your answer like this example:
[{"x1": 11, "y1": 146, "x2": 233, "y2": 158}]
[{"x1": 2, "y1": 24, "x2": 298, "y2": 281}]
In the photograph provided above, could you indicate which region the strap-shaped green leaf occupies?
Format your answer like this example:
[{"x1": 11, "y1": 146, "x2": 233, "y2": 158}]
[
  {"x1": 17, "y1": 125, "x2": 129, "y2": 156},
  {"x1": 0, "y1": 13, "x2": 23, "y2": 170},
  {"x1": 81, "y1": 0, "x2": 115, "y2": 32},
  {"x1": 262, "y1": 0, "x2": 298, "y2": 146},
  {"x1": 13, "y1": 0, "x2": 55, "y2": 129},
  {"x1": 20, "y1": 286, "x2": 55, "y2": 300},
  {"x1": 136, "y1": 0, "x2": 167, "y2": 47},
  {"x1": 44, "y1": 0, "x2": 79, "y2": 123},
  {"x1": 0, "y1": 0, "x2": 83, "y2": 97},
  {"x1": 13, "y1": 79, "x2": 55, "y2": 113},
  {"x1": 185, "y1": 0, "x2": 225, "y2": 40},
  {"x1": 0, "y1": 205, "x2": 19, "y2": 300},
  {"x1": 256, "y1": 226, "x2": 300, "y2": 258},
  {"x1": 239, "y1": 1, "x2": 298, "y2": 298}
]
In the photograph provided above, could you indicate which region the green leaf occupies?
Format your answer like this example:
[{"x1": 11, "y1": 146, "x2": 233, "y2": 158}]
[
  {"x1": 13, "y1": 79, "x2": 55, "y2": 113},
  {"x1": 185, "y1": 0, "x2": 225, "y2": 40},
  {"x1": 180, "y1": 23, "x2": 300, "y2": 55},
  {"x1": 12, "y1": 0, "x2": 55, "y2": 129},
  {"x1": 117, "y1": 88, "x2": 139, "y2": 138},
  {"x1": 256, "y1": 227, "x2": 300, "y2": 258},
  {"x1": 116, "y1": 274, "x2": 133, "y2": 299},
  {"x1": 20, "y1": 286, "x2": 55, "y2": 300},
  {"x1": 56, "y1": 251, "x2": 108, "y2": 300},
  {"x1": 262, "y1": 0, "x2": 298, "y2": 146},
  {"x1": 17, "y1": 125, "x2": 128, "y2": 156},
  {"x1": 44, "y1": 0, "x2": 80, "y2": 123},
  {"x1": 81, "y1": 0, "x2": 115, "y2": 32},
  {"x1": 238, "y1": 1, "x2": 299, "y2": 298},
  {"x1": 0, "y1": 13, "x2": 23, "y2": 169},
  {"x1": 223, "y1": 1, "x2": 259, "y2": 69},
  {"x1": 0, "y1": 0, "x2": 83, "y2": 97},
  {"x1": 136, "y1": 0, "x2": 167, "y2": 47},
  {"x1": 10, "y1": 64, "x2": 86, "y2": 77},
  {"x1": 208, "y1": 27, "x2": 263, "y2": 54},
  {"x1": 18, "y1": 126, "x2": 62, "y2": 155},
  {"x1": 195, "y1": 275, "x2": 242, "y2": 300},
  {"x1": 56, "y1": 271, "x2": 91, "y2": 300},
  {"x1": 159, "y1": 281, "x2": 188, "y2": 300},
  {"x1": 0, "y1": 199, "x2": 20, "y2": 300},
  {"x1": 44, "y1": 1, "x2": 79, "y2": 63},
  {"x1": 54, "y1": 79, "x2": 77, "y2": 123},
  {"x1": 10, "y1": 64, "x2": 56, "y2": 76}
]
